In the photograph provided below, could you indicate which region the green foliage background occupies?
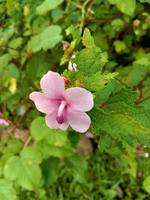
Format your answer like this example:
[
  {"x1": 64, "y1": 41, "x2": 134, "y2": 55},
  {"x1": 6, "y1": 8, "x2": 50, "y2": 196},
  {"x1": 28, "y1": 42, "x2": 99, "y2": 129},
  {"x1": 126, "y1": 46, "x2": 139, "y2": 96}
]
[{"x1": 0, "y1": 0, "x2": 150, "y2": 199}]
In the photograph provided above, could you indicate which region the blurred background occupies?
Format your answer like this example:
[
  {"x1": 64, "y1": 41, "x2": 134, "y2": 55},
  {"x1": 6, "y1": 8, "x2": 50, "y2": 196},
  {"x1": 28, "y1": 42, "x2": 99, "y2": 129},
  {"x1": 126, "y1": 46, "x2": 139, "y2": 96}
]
[{"x1": 0, "y1": 0, "x2": 150, "y2": 199}]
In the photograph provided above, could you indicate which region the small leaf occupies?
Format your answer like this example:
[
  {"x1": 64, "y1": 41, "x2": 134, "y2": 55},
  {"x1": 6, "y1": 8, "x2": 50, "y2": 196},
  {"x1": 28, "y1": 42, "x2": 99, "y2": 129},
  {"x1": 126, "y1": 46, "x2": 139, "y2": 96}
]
[
  {"x1": 114, "y1": 40, "x2": 126, "y2": 53},
  {"x1": 8, "y1": 78, "x2": 17, "y2": 94},
  {"x1": 117, "y1": 0, "x2": 136, "y2": 16},
  {"x1": 84, "y1": 72, "x2": 118, "y2": 91},
  {"x1": 82, "y1": 28, "x2": 95, "y2": 48},
  {"x1": 36, "y1": 0, "x2": 64, "y2": 15},
  {"x1": 107, "y1": 0, "x2": 136, "y2": 16}
]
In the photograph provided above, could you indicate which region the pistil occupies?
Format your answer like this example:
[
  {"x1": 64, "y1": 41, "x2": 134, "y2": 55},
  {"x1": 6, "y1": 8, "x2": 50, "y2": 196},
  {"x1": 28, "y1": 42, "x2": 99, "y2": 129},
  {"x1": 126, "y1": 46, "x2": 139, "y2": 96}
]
[{"x1": 56, "y1": 101, "x2": 67, "y2": 124}]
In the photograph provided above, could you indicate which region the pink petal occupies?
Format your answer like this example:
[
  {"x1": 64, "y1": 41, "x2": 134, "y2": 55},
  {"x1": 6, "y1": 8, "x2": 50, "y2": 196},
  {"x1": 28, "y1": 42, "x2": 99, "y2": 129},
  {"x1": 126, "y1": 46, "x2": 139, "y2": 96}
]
[
  {"x1": 29, "y1": 92, "x2": 57, "y2": 114},
  {"x1": 65, "y1": 87, "x2": 94, "y2": 112},
  {"x1": 40, "y1": 71, "x2": 65, "y2": 99},
  {"x1": 0, "y1": 118, "x2": 9, "y2": 126},
  {"x1": 45, "y1": 112, "x2": 69, "y2": 130},
  {"x1": 67, "y1": 108, "x2": 91, "y2": 133}
]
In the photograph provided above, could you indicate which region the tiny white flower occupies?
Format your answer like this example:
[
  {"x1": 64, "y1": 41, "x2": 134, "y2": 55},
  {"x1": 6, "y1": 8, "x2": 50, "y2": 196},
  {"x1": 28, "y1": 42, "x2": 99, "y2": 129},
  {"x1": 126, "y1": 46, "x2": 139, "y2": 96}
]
[
  {"x1": 145, "y1": 153, "x2": 149, "y2": 158},
  {"x1": 68, "y1": 54, "x2": 78, "y2": 72}
]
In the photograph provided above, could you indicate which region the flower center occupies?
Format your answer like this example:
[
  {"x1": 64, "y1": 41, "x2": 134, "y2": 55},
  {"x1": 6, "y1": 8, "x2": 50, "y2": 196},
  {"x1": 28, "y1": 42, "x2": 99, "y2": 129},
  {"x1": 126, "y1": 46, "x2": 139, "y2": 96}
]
[{"x1": 56, "y1": 100, "x2": 67, "y2": 124}]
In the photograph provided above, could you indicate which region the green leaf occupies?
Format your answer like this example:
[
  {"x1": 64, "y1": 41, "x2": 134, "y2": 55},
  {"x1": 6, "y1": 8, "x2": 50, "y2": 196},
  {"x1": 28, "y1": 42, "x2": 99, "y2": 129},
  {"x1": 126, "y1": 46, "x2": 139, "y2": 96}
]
[
  {"x1": 74, "y1": 48, "x2": 108, "y2": 75},
  {"x1": 3, "y1": 139, "x2": 22, "y2": 156},
  {"x1": 91, "y1": 109, "x2": 150, "y2": 145},
  {"x1": 107, "y1": 0, "x2": 136, "y2": 16},
  {"x1": 30, "y1": 117, "x2": 69, "y2": 147},
  {"x1": 114, "y1": 40, "x2": 126, "y2": 53},
  {"x1": 0, "y1": 54, "x2": 12, "y2": 66},
  {"x1": 105, "y1": 88, "x2": 150, "y2": 129},
  {"x1": 117, "y1": 0, "x2": 136, "y2": 16},
  {"x1": 66, "y1": 154, "x2": 88, "y2": 183},
  {"x1": 26, "y1": 52, "x2": 50, "y2": 82},
  {"x1": 4, "y1": 155, "x2": 41, "y2": 190},
  {"x1": 30, "y1": 117, "x2": 72, "y2": 158},
  {"x1": 30, "y1": 117, "x2": 69, "y2": 146},
  {"x1": 107, "y1": 0, "x2": 120, "y2": 4},
  {"x1": 41, "y1": 157, "x2": 60, "y2": 186},
  {"x1": 9, "y1": 37, "x2": 23, "y2": 49},
  {"x1": 122, "y1": 145, "x2": 137, "y2": 178},
  {"x1": 66, "y1": 25, "x2": 80, "y2": 44},
  {"x1": 94, "y1": 79, "x2": 121, "y2": 104},
  {"x1": 143, "y1": 176, "x2": 150, "y2": 194},
  {"x1": 30, "y1": 117, "x2": 51, "y2": 141},
  {"x1": 84, "y1": 72, "x2": 118, "y2": 91},
  {"x1": 46, "y1": 129, "x2": 69, "y2": 147},
  {"x1": 27, "y1": 25, "x2": 62, "y2": 53},
  {"x1": 0, "y1": 179, "x2": 17, "y2": 200},
  {"x1": 36, "y1": 0, "x2": 64, "y2": 15},
  {"x1": 20, "y1": 146, "x2": 42, "y2": 165},
  {"x1": 6, "y1": 0, "x2": 19, "y2": 14},
  {"x1": 34, "y1": 140, "x2": 72, "y2": 159},
  {"x1": 0, "y1": 26, "x2": 15, "y2": 45},
  {"x1": 82, "y1": 28, "x2": 95, "y2": 48}
]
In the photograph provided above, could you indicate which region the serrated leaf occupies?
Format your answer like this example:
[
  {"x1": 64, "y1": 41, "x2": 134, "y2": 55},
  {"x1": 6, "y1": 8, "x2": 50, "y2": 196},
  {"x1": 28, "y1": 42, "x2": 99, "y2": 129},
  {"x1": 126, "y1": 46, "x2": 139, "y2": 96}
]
[
  {"x1": 82, "y1": 28, "x2": 95, "y2": 48},
  {"x1": 105, "y1": 88, "x2": 150, "y2": 129},
  {"x1": 91, "y1": 109, "x2": 150, "y2": 145},
  {"x1": 36, "y1": 0, "x2": 64, "y2": 15},
  {"x1": 66, "y1": 25, "x2": 80, "y2": 44},
  {"x1": 84, "y1": 72, "x2": 118, "y2": 91},
  {"x1": 122, "y1": 145, "x2": 137, "y2": 178},
  {"x1": 126, "y1": 65, "x2": 149, "y2": 87},
  {"x1": 74, "y1": 48, "x2": 108, "y2": 75}
]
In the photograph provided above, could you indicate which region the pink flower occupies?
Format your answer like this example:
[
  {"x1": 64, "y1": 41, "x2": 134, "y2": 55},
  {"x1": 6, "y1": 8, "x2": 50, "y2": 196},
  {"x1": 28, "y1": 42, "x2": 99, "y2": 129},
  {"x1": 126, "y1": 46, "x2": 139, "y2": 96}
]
[
  {"x1": 0, "y1": 118, "x2": 9, "y2": 126},
  {"x1": 29, "y1": 71, "x2": 94, "y2": 133}
]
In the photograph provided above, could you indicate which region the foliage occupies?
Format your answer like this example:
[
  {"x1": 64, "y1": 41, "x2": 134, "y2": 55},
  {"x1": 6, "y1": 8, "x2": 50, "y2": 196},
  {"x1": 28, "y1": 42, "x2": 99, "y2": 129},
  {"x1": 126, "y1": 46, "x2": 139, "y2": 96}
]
[{"x1": 0, "y1": 0, "x2": 150, "y2": 199}]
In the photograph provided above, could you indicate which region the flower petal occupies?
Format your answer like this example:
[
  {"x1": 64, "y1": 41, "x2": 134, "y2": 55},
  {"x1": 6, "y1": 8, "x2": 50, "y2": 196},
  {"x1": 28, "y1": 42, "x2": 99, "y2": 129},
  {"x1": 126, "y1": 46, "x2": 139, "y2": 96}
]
[
  {"x1": 40, "y1": 71, "x2": 65, "y2": 99},
  {"x1": 65, "y1": 87, "x2": 94, "y2": 112},
  {"x1": 45, "y1": 112, "x2": 69, "y2": 130},
  {"x1": 67, "y1": 109, "x2": 91, "y2": 133},
  {"x1": 29, "y1": 92, "x2": 57, "y2": 114},
  {"x1": 0, "y1": 118, "x2": 9, "y2": 126}
]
